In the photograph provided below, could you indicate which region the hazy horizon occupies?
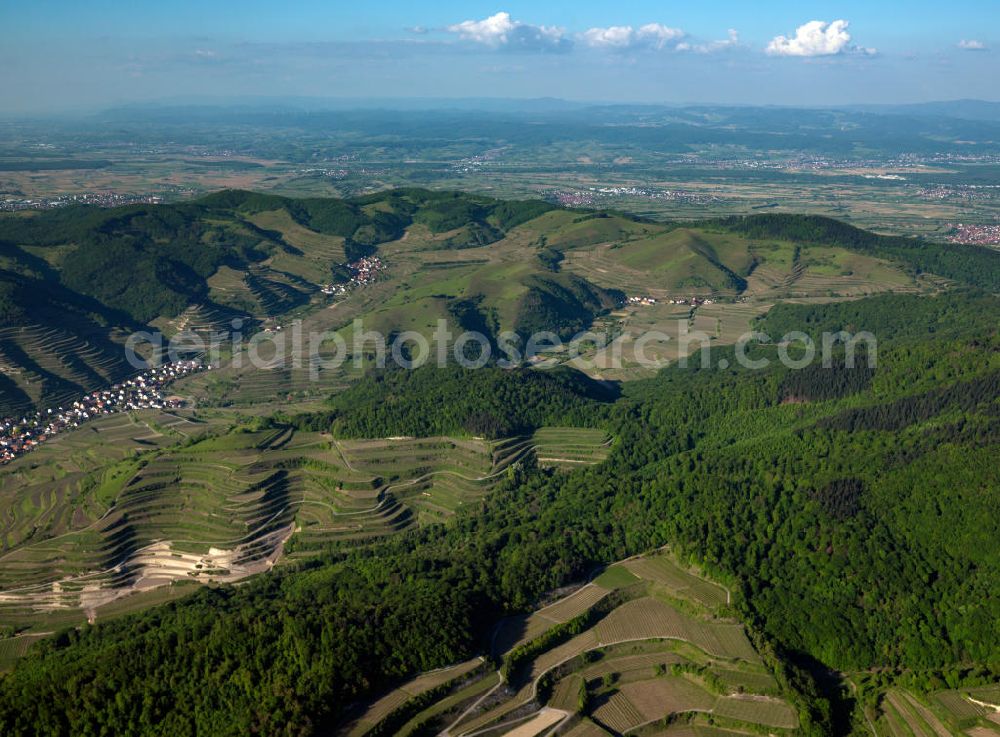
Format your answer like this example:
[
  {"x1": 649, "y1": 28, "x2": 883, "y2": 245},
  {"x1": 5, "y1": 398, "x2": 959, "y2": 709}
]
[
  {"x1": 2, "y1": 0, "x2": 998, "y2": 115},
  {"x1": 6, "y1": 94, "x2": 1000, "y2": 121}
]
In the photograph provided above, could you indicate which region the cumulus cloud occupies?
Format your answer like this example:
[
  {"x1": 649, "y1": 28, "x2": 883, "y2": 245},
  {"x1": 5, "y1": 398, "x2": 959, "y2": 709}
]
[
  {"x1": 445, "y1": 11, "x2": 569, "y2": 52},
  {"x1": 581, "y1": 23, "x2": 685, "y2": 51},
  {"x1": 766, "y1": 20, "x2": 874, "y2": 57},
  {"x1": 677, "y1": 29, "x2": 741, "y2": 54},
  {"x1": 958, "y1": 39, "x2": 988, "y2": 50}
]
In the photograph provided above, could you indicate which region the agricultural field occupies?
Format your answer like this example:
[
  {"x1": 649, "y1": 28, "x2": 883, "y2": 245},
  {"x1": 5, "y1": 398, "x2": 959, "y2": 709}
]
[
  {"x1": 619, "y1": 555, "x2": 730, "y2": 610},
  {"x1": 556, "y1": 223, "x2": 935, "y2": 381},
  {"x1": 347, "y1": 549, "x2": 798, "y2": 737},
  {"x1": 530, "y1": 427, "x2": 611, "y2": 470},
  {"x1": 437, "y1": 218, "x2": 917, "y2": 384},
  {"x1": 869, "y1": 687, "x2": 1000, "y2": 737},
  {"x1": 0, "y1": 410, "x2": 224, "y2": 552},
  {"x1": 248, "y1": 208, "x2": 348, "y2": 281},
  {"x1": 336, "y1": 656, "x2": 485, "y2": 737},
  {"x1": 144, "y1": 194, "x2": 947, "y2": 405},
  {"x1": 0, "y1": 420, "x2": 566, "y2": 636},
  {"x1": 0, "y1": 633, "x2": 49, "y2": 673},
  {"x1": 0, "y1": 323, "x2": 138, "y2": 418}
]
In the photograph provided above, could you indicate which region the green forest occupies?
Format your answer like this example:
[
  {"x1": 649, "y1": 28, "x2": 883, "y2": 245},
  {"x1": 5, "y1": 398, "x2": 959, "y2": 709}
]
[
  {"x1": 0, "y1": 188, "x2": 557, "y2": 325},
  {"x1": 0, "y1": 291, "x2": 997, "y2": 736}
]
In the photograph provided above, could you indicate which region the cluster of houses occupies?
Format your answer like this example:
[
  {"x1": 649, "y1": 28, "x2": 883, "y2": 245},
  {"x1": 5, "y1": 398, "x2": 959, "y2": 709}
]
[
  {"x1": 320, "y1": 256, "x2": 386, "y2": 296},
  {"x1": 550, "y1": 186, "x2": 719, "y2": 208},
  {"x1": 0, "y1": 360, "x2": 204, "y2": 465},
  {"x1": 0, "y1": 191, "x2": 165, "y2": 212},
  {"x1": 948, "y1": 222, "x2": 1000, "y2": 247},
  {"x1": 627, "y1": 295, "x2": 716, "y2": 307}
]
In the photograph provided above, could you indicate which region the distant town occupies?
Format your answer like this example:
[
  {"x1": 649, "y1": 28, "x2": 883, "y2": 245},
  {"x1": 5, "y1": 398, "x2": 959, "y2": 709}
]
[
  {"x1": 0, "y1": 191, "x2": 172, "y2": 211},
  {"x1": 947, "y1": 223, "x2": 1000, "y2": 246},
  {"x1": 551, "y1": 186, "x2": 722, "y2": 207}
]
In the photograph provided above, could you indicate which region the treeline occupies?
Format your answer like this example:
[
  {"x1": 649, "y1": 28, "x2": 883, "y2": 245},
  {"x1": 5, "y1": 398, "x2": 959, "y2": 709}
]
[
  {"x1": 758, "y1": 290, "x2": 1000, "y2": 343},
  {"x1": 718, "y1": 213, "x2": 1000, "y2": 290},
  {"x1": 0, "y1": 188, "x2": 557, "y2": 326},
  {"x1": 2, "y1": 315, "x2": 999, "y2": 733},
  {"x1": 321, "y1": 364, "x2": 615, "y2": 439},
  {"x1": 202, "y1": 188, "x2": 553, "y2": 249}
]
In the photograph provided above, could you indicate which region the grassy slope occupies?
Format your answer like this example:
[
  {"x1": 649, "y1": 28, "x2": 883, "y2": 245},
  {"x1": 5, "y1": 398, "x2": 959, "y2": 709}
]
[{"x1": 1, "y1": 188, "x2": 961, "y2": 414}]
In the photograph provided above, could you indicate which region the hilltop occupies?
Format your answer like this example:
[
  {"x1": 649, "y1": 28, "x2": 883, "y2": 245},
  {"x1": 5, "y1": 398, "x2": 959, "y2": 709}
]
[{"x1": 4, "y1": 187, "x2": 999, "y2": 415}]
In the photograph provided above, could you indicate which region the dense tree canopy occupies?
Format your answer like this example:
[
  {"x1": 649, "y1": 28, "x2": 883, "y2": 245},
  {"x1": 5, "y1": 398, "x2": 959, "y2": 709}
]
[{"x1": 1, "y1": 292, "x2": 997, "y2": 736}]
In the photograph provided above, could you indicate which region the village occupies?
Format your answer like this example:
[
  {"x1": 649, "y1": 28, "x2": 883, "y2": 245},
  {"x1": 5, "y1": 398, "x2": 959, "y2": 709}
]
[
  {"x1": 627, "y1": 294, "x2": 716, "y2": 307},
  {"x1": 319, "y1": 255, "x2": 386, "y2": 296},
  {"x1": 0, "y1": 191, "x2": 168, "y2": 212},
  {"x1": 947, "y1": 222, "x2": 1000, "y2": 247},
  {"x1": 0, "y1": 360, "x2": 204, "y2": 465}
]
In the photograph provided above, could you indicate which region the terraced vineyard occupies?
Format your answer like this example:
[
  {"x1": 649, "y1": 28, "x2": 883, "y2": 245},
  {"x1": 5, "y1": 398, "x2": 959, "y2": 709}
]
[
  {"x1": 0, "y1": 324, "x2": 138, "y2": 417},
  {"x1": 870, "y1": 687, "x2": 1000, "y2": 737},
  {"x1": 0, "y1": 417, "x2": 608, "y2": 634},
  {"x1": 247, "y1": 208, "x2": 348, "y2": 283},
  {"x1": 530, "y1": 427, "x2": 612, "y2": 470},
  {"x1": 0, "y1": 410, "x2": 221, "y2": 552},
  {"x1": 337, "y1": 657, "x2": 487, "y2": 737},
  {"x1": 342, "y1": 550, "x2": 799, "y2": 737},
  {"x1": 0, "y1": 633, "x2": 49, "y2": 674}
]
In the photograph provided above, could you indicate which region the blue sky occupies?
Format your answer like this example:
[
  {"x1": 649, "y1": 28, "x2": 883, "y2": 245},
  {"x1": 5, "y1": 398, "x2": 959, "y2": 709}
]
[{"x1": 1, "y1": 1, "x2": 997, "y2": 113}]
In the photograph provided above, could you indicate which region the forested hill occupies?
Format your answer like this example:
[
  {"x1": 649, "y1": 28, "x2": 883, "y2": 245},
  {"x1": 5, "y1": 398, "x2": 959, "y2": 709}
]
[
  {"x1": 718, "y1": 213, "x2": 1000, "y2": 291},
  {"x1": 0, "y1": 291, "x2": 997, "y2": 736},
  {"x1": 3, "y1": 189, "x2": 997, "y2": 332},
  {"x1": 0, "y1": 189, "x2": 562, "y2": 415},
  {"x1": 0, "y1": 188, "x2": 555, "y2": 325},
  {"x1": 2, "y1": 186, "x2": 998, "y2": 419},
  {"x1": 318, "y1": 363, "x2": 615, "y2": 438}
]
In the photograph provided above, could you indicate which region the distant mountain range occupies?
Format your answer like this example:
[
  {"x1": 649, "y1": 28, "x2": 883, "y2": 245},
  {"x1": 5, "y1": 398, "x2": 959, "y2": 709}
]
[
  {"x1": 845, "y1": 99, "x2": 1000, "y2": 122},
  {"x1": 100, "y1": 95, "x2": 1000, "y2": 117}
]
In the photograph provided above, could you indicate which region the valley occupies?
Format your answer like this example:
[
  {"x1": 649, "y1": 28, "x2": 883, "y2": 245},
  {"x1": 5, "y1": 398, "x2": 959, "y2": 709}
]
[
  {"x1": 5, "y1": 3, "x2": 1000, "y2": 735},
  {"x1": 0, "y1": 187, "x2": 997, "y2": 737}
]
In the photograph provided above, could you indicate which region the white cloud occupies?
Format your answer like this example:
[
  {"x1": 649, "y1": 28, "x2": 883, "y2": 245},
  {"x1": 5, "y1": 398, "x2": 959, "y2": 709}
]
[
  {"x1": 582, "y1": 22, "x2": 685, "y2": 51},
  {"x1": 447, "y1": 11, "x2": 515, "y2": 45},
  {"x1": 958, "y1": 39, "x2": 988, "y2": 51},
  {"x1": 445, "y1": 11, "x2": 569, "y2": 52},
  {"x1": 582, "y1": 26, "x2": 634, "y2": 49},
  {"x1": 637, "y1": 23, "x2": 686, "y2": 49},
  {"x1": 766, "y1": 20, "x2": 874, "y2": 57},
  {"x1": 677, "y1": 29, "x2": 741, "y2": 54}
]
